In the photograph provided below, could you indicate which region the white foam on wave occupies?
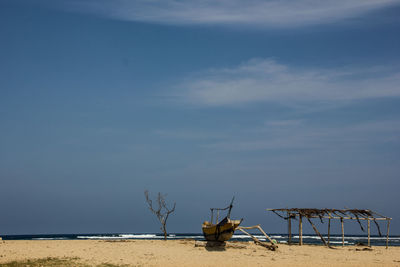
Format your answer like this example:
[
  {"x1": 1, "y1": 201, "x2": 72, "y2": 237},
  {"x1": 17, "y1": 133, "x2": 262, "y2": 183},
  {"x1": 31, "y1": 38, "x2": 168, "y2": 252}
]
[
  {"x1": 291, "y1": 236, "x2": 333, "y2": 241},
  {"x1": 232, "y1": 235, "x2": 265, "y2": 239},
  {"x1": 77, "y1": 236, "x2": 123, "y2": 239},
  {"x1": 328, "y1": 241, "x2": 350, "y2": 244},
  {"x1": 77, "y1": 234, "x2": 197, "y2": 240},
  {"x1": 119, "y1": 234, "x2": 158, "y2": 239},
  {"x1": 32, "y1": 237, "x2": 68, "y2": 240},
  {"x1": 173, "y1": 235, "x2": 204, "y2": 239}
]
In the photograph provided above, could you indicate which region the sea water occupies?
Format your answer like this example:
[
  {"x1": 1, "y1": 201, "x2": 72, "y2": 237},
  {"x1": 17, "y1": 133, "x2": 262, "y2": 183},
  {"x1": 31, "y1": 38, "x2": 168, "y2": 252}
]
[{"x1": 1, "y1": 233, "x2": 399, "y2": 246}]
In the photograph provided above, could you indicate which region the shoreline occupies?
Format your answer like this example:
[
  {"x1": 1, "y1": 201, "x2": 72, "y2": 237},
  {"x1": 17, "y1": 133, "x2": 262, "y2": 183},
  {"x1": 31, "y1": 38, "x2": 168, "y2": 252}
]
[
  {"x1": 1, "y1": 239, "x2": 400, "y2": 266},
  {"x1": 1, "y1": 233, "x2": 398, "y2": 247}
]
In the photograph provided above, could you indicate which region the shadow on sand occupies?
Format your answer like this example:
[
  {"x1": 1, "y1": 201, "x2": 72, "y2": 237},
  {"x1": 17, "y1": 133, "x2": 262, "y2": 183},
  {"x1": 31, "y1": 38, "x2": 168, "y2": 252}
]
[{"x1": 205, "y1": 241, "x2": 226, "y2": 251}]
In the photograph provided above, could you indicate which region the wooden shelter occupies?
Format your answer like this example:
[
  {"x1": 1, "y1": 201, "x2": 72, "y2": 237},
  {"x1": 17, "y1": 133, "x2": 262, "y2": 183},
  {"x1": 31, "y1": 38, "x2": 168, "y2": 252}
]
[{"x1": 267, "y1": 208, "x2": 392, "y2": 248}]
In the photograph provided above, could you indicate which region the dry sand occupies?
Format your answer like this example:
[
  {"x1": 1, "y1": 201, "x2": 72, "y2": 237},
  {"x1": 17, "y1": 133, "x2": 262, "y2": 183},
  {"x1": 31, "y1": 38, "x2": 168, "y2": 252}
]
[{"x1": 1, "y1": 239, "x2": 400, "y2": 266}]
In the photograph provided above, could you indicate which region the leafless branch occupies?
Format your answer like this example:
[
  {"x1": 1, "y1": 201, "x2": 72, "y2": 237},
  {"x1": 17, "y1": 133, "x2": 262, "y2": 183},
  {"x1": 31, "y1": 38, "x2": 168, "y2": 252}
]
[{"x1": 144, "y1": 190, "x2": 176, "y2": 240}]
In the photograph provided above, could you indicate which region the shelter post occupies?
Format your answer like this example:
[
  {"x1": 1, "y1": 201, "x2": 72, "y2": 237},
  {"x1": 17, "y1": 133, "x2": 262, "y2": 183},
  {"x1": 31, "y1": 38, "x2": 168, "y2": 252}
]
[
  {"x1": 328, "y1": 214, "x2": 331, "y2": 247},
  {"x1": 341, "y1": 217, "x2": 344, "y2": 247},
  {"x1": 386, "y1": 219, "x2": 391, "y2": 249},
  {"x1": 367, "y1": 218, "x2": 371, "y2": 247},
  {"x1": 299, "y1": 215, "x2": 303, "y2": 246},
  {"x1": 287, "y1": 212, "x2": 292, "y2": 245}
]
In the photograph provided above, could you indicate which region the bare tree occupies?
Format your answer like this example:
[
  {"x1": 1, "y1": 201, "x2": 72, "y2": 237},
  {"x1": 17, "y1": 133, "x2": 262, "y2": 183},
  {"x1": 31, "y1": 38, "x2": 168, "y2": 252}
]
[{"x1": 144, "y1": 190, "x2": 176, "y2": 240}]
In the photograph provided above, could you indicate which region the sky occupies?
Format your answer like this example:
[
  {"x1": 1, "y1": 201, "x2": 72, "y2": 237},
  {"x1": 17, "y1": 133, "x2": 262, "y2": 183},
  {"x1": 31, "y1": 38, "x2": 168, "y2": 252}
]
[{"x1": 1, "y1": 0, "x2": 400, "y2": 236}]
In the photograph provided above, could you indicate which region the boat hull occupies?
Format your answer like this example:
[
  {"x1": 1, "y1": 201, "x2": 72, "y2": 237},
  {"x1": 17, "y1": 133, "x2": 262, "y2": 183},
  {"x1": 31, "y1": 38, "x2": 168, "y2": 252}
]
[{"x1": 202, "y1": 218, "x2": 242, "y2": 242}]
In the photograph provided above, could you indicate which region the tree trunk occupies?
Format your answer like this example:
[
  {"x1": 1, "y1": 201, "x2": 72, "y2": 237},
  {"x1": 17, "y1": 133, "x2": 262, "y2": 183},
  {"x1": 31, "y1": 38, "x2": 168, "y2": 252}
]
[{"x1": 163, "y1": 225, "x2": 167, "y2": 241}]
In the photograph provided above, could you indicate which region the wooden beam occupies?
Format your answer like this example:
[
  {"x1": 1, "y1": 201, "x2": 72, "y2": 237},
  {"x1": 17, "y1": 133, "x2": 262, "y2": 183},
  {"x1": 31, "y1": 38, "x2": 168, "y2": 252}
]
[
  {"x1": 266, "y1": 210, "x2": 390, "y2": 221},
  {"x1": 371, "y1": 210, "x2": 388, "y2": 218},
  {"x1": 237, "y1": 225, "x2": 261, "y2": 229},
  {"x1": 307, "y1": 217, "x2": 328, "y2": 247},
  {"x1": 237, "y1": 228, "x2": 277, "y2": 251},
  {"x1": 257, "y1": 225, "x2": 278, "y2": 249},
  {"x1": 298, "y1": 216, "x2": 388, "y2": 221},
  {"x1": 237, "y1": 225, "x2": 277, "y2": 249}
]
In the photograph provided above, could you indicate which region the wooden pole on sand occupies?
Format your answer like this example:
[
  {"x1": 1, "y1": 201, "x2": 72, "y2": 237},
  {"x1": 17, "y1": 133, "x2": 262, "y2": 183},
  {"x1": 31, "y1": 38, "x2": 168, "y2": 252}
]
[
  {"x1": 386, "y1": 219, "x2": 391, "y2": 249},
  {"x1": 299, "y1": 215, "x2": 303, "y2": 246},
  {"x1": 367, "y1": 218, "x2": 371, "y2": 247},
  {"x1": 288, "y1": 212, "x2": 292, "y2": 245},
  {"x1": 328, "y1": 214, "x2": 331, "y2": 247},
  {"x1": 341, "y1": 217, "x2": 344, "y2": 247}
]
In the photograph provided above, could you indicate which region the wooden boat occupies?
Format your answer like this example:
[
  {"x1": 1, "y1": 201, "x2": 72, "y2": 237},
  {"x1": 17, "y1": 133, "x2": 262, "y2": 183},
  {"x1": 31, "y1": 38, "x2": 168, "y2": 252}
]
[{"x1": 202, "y1": 198, "x2": 242, "y2": 242}]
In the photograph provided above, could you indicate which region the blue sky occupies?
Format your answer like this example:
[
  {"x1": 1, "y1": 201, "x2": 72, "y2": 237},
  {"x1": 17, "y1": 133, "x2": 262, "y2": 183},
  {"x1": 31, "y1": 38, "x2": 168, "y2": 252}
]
[{"x1": 1, "y1": 0, "x2": 400, "y2": 235}]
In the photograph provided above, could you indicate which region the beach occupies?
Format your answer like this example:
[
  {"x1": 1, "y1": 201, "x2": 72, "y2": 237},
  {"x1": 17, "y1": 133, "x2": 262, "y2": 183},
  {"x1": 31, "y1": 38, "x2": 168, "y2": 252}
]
[{"x1": 1, "y1": 239, "x2": 400, "y2": 266}]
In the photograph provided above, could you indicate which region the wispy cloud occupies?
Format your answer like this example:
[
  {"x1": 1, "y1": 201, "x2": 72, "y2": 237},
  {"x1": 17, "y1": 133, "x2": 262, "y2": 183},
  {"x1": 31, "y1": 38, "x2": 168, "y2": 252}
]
[
  {"x1": 154, "y1": 129, "x2": 224, "y2": 140},
  {"x1": 203, "y1": 119, "x2": 400, "y2": 152},
  {"x1": 61, "y1": 0, "x2": 398, "y2": 28},
  {"x1": 175, "y1": 59, "x2": 400, "y2": 106}
]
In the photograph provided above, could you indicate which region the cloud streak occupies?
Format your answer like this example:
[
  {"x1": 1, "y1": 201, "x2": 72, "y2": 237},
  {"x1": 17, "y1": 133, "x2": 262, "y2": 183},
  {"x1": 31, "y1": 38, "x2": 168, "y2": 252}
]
[
  {"x1": 154, "y1": 129, "x2": 224, "y2": 140},
  {"x1": 62, "y1": 0, "x2": 398, "y2": 28},
  {"x1": 176, "y1": 59, "x2": 400, "y2": 106},
  {"x1": 203, "y1": 119, "x2": 400, "y2": 152}
]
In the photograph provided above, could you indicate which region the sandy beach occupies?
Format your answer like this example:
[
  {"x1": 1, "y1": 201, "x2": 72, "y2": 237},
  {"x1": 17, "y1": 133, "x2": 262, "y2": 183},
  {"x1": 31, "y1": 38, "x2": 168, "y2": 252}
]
[{"x1": 1, "y1": 239, "x2": 399, "y2": 266}]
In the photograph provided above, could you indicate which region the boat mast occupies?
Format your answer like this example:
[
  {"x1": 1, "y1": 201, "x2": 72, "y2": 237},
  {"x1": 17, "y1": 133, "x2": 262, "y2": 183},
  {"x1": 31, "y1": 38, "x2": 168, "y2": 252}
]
[{"x1": 210, "y1": 196, "x2": 235, "y2": 224}]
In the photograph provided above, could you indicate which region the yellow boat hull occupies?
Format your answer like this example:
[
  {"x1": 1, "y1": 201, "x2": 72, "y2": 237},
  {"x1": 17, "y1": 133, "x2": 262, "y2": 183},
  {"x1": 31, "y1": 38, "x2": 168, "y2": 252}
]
[{"x1": 202, "y1": 218, "x2": 242, "y2": 242}]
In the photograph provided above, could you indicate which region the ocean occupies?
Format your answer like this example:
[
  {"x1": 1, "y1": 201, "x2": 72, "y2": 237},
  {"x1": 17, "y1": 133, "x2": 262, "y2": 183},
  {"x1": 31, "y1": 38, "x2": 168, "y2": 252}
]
[{"x1": 1, "y1": 233, "x2": 399, "y2": 246}]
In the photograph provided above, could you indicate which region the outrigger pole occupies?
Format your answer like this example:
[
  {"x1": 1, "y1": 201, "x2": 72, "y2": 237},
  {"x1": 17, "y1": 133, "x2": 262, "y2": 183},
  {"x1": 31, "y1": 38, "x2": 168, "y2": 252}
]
[{"x1": 236, "y1": 224, "x2": 278, "y2": 251}]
